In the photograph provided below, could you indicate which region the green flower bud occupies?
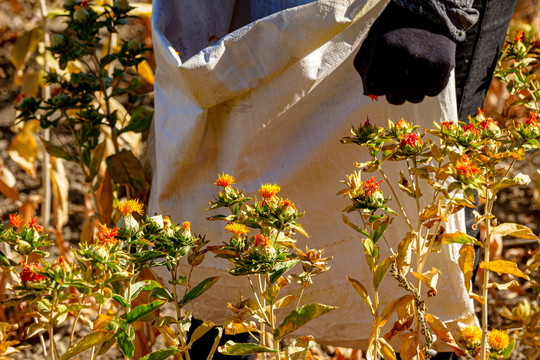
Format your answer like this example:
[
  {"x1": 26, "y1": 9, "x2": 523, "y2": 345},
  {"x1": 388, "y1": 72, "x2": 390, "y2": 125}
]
[
  {"x1": 50, "y1": 34, "x2": 66, "y2": 48},
  {"x1": 116, "y1": 214, "x2": 139, "y2": 231},
  {"x1": 127, "y1": 39, "x2": 142, "y2": 52},
  {"x1": 73, "y1": 8, "x2": 90, "y2": 23},
  {"x1": 114, "y1": 0, "x2": 130, "y2": 11}
]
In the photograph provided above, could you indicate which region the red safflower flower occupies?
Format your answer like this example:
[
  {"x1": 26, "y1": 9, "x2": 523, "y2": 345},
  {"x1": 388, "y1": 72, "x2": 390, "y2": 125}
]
[
  {"x1": 29, "y1": 217, "x2": 43, "y2": 233},
  {"x1": 280, "y1": 199, "x2": 295, "y2": 209},
  {"x1": 20, "y1": 261, "x2": 45, "y2": 284},
  {"x1": 362, "y1": 177, "x2": 383, "y2": 196},
  {"x1": 14, "y1": 93, "x2": 26, "y2": 104},
  {"x1": 368, "y1": 94, "x2": 379, "y2": 102},
  {"x1": 479, "y1": 117, "x2": 498, "y2": 130},
  {"x1": 97, "y1": 224, "x2": 118, "y2": 245},
  {"x1": 400, "y1": 132, "x2": 422, "y2": 148},
  {"x1": 254, "y1": 234, "x2": 271, "y2": 247},
  {"x1": 9, "y1": 213, "x2": 23, "y2": 228}
]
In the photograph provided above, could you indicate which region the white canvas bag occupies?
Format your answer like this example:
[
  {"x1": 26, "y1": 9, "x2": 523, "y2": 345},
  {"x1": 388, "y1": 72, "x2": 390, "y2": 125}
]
[{"x1": 149, "y1": 0, "x2": 477, "y2": 349}]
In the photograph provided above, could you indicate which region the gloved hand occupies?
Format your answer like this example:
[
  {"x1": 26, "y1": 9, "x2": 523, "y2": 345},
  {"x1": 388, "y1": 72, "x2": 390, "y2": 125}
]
[{"x1": 354, "y1": 2, "x2": 456, "y2": 105}]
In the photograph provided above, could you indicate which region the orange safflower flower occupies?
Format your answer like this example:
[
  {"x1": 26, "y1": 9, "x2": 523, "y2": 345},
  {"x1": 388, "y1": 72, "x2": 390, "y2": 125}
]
[
  {"x1": 259, "y1": 183, "x2": 281, "y2": 198},
  {"x1": 515, "y1": 30, "x2": 524, "y2": 43},
  {"x1": 182, "y1": 221, "x2": 191, "y2": 230},
  {"x1": 215, "y1": 173, "x2": 237, "y2": 187},
  {"x1": 20, "y1": 261, "x2": 45, "y2": 284},
  {"x1": 53, "y1": 256, "x2": 70, "y2": 271},
  {"x1": 98, "y1": 224, "x2": 118, "y2": 245},
  {"x1": 9, "y1": 213, "x2": 23, "y2": 228},
  {"x1": 526, "y1": 111, "x2": 539, "y2": 127},
  {"x1": 362, "y1": 177, "x2": 383, "y2": 196},
  {"x1": 118, "y1": 199, "x2": 144, "y2": 216},
  {"x1": 29, "y1": 217, "x2": 43, "y2": 233},
  {"x1": 488, "y1": 329, "x2": 510, "y2": 352},
  {"x1": 455, "y1": 155, "x2": 481, "y2": 181},
  {"x1": 225, "y1": 223, "x2": 249, "y2": 236},
  {"x1": 395, "y1": 118, "x2": 409, "y2": 129}
]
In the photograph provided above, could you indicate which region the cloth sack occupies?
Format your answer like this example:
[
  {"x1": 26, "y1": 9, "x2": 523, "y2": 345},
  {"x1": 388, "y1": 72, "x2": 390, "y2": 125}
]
[{"x1": 149, "y1": 0, "x2": 477, "y2": 350}]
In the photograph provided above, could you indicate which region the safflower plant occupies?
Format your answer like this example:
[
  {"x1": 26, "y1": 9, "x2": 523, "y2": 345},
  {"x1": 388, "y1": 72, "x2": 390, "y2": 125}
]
[
  {"x1": 341, "y1": 109, "x2": 539, "y2": 360},
  {"x1": 0, "y1": 199, "x2": 222, "y2": 360},
  {"x1": 207, "y1": 174, "x2": 335, "y2": 360}
]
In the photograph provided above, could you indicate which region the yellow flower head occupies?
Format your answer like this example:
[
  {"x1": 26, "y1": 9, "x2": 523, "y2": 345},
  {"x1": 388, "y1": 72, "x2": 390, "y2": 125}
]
[
  {"x1": 215, "y1": 173, "x2": 237, "y2": 188},
  {"x1": 461, "y1": 325, "x2": 482, "y2": 347},
  {"x1": 488, "y1": 329, "x2": 510, "y2": 352},
  {"x1": 225, "y1": 223, "x2": 249, "y2": 236},
  {"x1": 259, "y1": 183, "x2": 280, "y2": 198},
  {"x1": 118, "y1": 199, "x2": 144, "y2": 217}
]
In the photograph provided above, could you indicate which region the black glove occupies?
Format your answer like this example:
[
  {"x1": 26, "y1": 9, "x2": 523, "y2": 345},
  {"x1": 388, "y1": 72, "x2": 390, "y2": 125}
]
[{"x1": 354, "y1": 2, "x2": 456, "y2": 105}]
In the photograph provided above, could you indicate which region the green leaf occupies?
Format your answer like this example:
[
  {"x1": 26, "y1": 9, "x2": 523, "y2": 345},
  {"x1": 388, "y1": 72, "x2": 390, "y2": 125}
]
[
  {"x1": 59, "y1": 330, "x2": 111, "y2": 360},
  {"x1": 140, "y1": 347, "x2": 182, "y2": 360},
  {"x1": 115, "y1": 327, "x2": 135, "y2": 359},
  {"x1": 120, "y1": 105, "x2": 154, "y2": 134},
  {"x1": 269, "y1": 260, "x2": 299, "y2": 284},
  {"x1": 178, "y1": 277, "x2": 219, "y2": 308},
  {"x1": 491, "y1": 174, "x2": 530, "y2": 193},
  {"x1": 150, "y1": 287, "x2": 173, "y2": 302},
  {"x1": 441, "y1": 231, "x2": 482, "y2": 246},
  {"x1": 273, "y1": 303, "x2": 336, "y2": 341},
  {"x1": 491, "y1": 223, "x2": 539, "y2": 241},
  {"x1": 347, "y1": 276, "x2": 374, "y2": 316},
  {"x1": 501, "y1": 338, "x2": 516, "y2": 359},
  {"x1": 112, "y1": 295, "x2": 130, "y2": 308},
  {"x1": 372, "y1": 216, "x2": 392, "y2": 244},
  {"x1": 126, "y1": 300, "x2": 165, "y2": 324},
  {"x1": 342, "y1": 214, "x2": 370, "y2": 237},
  {"x1": 373, "y1": 255, "x2": 395, "y2": 291},
  {"x1": 126, "y1": 280, "x2": 152, "y2": 302},
  {"x1": 218, "y1": 341, "x2": 278, "y2": 355},
  {"x1": 106, "y1": 149, "x2": 148, "y2": 195},
  {"x1": 0, "y1": 250, "x2": 17, "y2": 266},
  {"x1": 40, "y1": 138, "x2": 77, "y2": 162}
]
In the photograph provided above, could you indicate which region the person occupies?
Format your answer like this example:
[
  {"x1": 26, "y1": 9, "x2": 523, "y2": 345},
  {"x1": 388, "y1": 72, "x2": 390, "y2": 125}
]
[{"x1": 149, "y1": 0, "x2": 516, "y2": 359}]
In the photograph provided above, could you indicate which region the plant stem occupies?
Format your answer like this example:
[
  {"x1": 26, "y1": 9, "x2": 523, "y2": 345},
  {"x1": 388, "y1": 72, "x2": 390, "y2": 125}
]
[
  {"x1": 35, "y1": 318, "x2": 48, "y2": 357},
  {"x1": 68, "y1": 308, "x2": 83, "y2": 348},
  {"x1": 379, "y1": 168, "x2": 414, "y2": 231},
  {"x1": 39, "y1": 0, "x2": 51, "y2": 227},
  {"x1": 480, "y1": 188, "x2": 494, "y2": 360}
]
